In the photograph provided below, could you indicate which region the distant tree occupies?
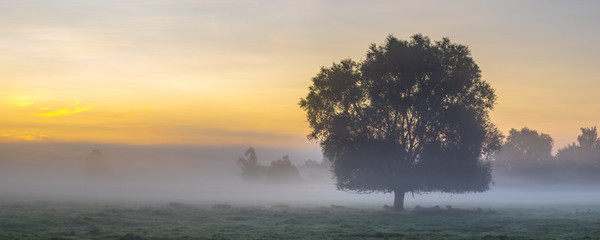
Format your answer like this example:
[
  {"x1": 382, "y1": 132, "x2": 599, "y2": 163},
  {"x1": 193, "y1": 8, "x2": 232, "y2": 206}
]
[
  {"x1": 84, "y1": 149, "x2": 110, "y2": 176},
  {"x1": 299, "y1": 34, "x2": 502, "y2": 211},
  {"x1": 87, "y1": 149, "x2": 105, "y2": 161},
  {"x1": 237, "y1": 147, "x2": 266, "y2": 181},
  {"x1": 493, "y1": 127, "x2": 554, "y2": 176},
  {"x1": 298, "y1": 158, "x2": 332, "y2": 181},
  {"x1": 237, "y1": 148, "x2": 300, "y2": 182},
  {"x1": 300, "y1": 158, "x2": 331, "y2": 169},
  {"x1": 302, "y1": 159, "x2": 322, "y2": 169},
  {"x1": 577, "y1": 127, "x2": 600, "y2": 151},
  {"x1": 556, "y1": 127, "x2": 600, "y2": 179},
  {"x1": 267, "y1": 155, "x2": 300, "y2": 182}
]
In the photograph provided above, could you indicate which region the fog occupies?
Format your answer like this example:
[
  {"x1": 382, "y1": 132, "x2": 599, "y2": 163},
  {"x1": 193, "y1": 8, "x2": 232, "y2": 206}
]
[{"x1": 2, "y1": 142, "x2": 600, "y2": 208}]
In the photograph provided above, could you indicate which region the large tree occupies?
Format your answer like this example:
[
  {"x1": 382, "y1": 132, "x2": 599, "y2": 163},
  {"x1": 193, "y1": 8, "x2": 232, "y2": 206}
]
[{"x1": 299, "y1": 34, "x2": 502, "y2": 211}]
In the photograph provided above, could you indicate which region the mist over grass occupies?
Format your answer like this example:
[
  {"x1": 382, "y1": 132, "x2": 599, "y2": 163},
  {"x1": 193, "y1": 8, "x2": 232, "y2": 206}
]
[
  {"x1": 3, "y1": 142, "x2": 600, "y2": 240},
  {"x1": 1, "y1": 142, "x2": 600, "y2": 209}
]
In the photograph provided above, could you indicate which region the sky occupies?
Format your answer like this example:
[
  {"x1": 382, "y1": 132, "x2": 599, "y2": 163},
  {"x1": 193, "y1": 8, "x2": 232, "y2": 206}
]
[{"x1": 1, "y1": 0, "x2": 599, "y2": 152}]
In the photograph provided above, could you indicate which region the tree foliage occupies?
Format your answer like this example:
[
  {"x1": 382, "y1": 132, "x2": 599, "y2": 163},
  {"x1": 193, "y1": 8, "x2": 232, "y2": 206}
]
[
  {"x1": 298, "y1": 158, "x2": 332, "y2": 182},
  {"x1": 300, "y1": 34, "x2": 502, "y2": 209},
  {"x1": 237, "y1": 148, "x2": 300, "y2": 182},
  {"x1": 576, "y1": 126, "x2": 600, "y2": 151},
  {"x1": 267, "y1": 155, "x2": 300, "y2": 182},
  {"x1": 556, "y1": 127, "x2": 600, "y2": 178},
  {"x1": 237, "y1": 147, "x2": 266, "y2": 181},
  {"x1": 492, "y1": 126, "x2": 600, "y2": 184},
  {"x1": 493, "y1": 127, "x2": 554, "y2": 175}
]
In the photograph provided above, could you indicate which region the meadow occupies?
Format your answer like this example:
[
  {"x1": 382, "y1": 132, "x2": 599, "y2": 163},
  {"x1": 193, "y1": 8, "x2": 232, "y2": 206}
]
[{"x1": 1, "y1": 200, "x2": 599, "y2": 240}]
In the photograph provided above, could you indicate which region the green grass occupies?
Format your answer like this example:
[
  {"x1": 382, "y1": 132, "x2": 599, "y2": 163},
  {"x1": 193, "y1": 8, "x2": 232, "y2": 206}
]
[{"x1": 1, "y1": 200, "x2": 599, "y2": 240}]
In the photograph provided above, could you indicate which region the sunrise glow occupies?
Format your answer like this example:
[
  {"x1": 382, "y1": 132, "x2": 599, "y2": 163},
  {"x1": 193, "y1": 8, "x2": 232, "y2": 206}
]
[{"x1": 1, "y1": 0, "x2": 599, "y2": 150}]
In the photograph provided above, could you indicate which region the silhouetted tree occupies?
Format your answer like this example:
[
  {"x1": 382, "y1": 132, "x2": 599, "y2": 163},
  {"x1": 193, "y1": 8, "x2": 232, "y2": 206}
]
[
  {"x1": 300, "y1": 34, "x2": 502, "y2": 211},
  {"x1": 237, "y1": 147, "x2": 266, "y2": 181},
  {"x1": 556, "y1": 127, "x2": 600, "y2": 179},
  {"x1": 493, "y1": 127, "x2": 555, "y2": 177},
  {"x1": 267, "y1": 155, "x2": 300, "y2": 182},
  {"x1": 577, "y1": 127, "x2": 600, "y2": 151}
]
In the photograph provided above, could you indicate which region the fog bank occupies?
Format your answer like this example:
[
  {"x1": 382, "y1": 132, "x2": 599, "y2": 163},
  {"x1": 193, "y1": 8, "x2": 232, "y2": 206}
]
[{"x1": 2, "y1": 142, "x2": 600, "y2": 208}]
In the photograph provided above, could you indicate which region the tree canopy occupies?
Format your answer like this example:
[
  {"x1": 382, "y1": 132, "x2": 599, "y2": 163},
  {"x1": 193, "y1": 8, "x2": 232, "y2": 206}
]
[
  {"x1": 491, "y1": 126, "x2": 600, "y2": 184},
  {"x1": 237, "y1": 147, "x2": 301, "y2": 182},
  {"x1": 266, "y1": 155, "x2": 301, "y2": 182},
  {"x1": 556, "y1": 127, "x2": 600, "y2": 179},
  {"x1": 299, "y1": 34, "x2": 502, "y2": 210},
  {"x1": 493, "y1": 127, "x2": 554, "y2": 176},
  {"x1": 237, "y1": 147, "x2": 266, "y2": 181}
]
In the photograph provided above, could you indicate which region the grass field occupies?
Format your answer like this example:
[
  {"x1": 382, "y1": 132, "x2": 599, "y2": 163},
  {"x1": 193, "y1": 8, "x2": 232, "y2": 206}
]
[{"x1": 1, "y1": 200, "x2": 599, "y2": 240}]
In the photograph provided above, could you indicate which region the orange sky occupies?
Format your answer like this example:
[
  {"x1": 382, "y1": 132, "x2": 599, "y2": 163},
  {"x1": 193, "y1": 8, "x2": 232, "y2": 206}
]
[{"x1": 1, "y1": 0, "x2": 599, "y2": 151}]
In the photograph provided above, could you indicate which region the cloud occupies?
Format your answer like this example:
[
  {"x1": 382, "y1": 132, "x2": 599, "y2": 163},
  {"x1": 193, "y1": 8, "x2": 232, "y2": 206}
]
[
  {"x1": 14, "y1": 135, "x2": 37, "y2": 141},
  {"x1": 3, "y1": 97, "x2": 34, "y2": 106},
  {"x1": 0, "y1": 134, "x2": 48, "y2": 142},
  {"x1": 112, "y1": 109, "x2": 151, "y2": 117},
  {"x1": 35, "y1": 106, "x2": 93, "y2": 117},
  {"x1": 3, "y1": 135, "x2": 47, "y2": 142}
]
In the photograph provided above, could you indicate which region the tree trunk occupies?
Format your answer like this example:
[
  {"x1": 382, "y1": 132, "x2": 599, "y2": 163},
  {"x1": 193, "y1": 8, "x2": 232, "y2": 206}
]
[{"x1": 393, "y1": 190, "x2": 406, "y2": 211}]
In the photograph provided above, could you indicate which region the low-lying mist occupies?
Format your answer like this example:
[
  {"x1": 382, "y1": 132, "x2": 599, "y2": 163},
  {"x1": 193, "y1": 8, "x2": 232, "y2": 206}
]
[{"x1": 1, "y1": 142, "x2": 600, "y2": 208}]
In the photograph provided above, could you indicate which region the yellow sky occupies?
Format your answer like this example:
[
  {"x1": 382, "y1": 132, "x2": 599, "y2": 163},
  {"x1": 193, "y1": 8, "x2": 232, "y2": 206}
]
[{"x1": 1, "y1": 0, "x2": 599, "y2": 151}]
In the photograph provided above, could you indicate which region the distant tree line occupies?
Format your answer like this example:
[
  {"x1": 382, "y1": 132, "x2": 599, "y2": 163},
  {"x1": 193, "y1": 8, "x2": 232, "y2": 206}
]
[
  {"x1": 493, "y1": 126, "x2": 600, "y2": 184},
  {"x1": 236, "y1": 147, "x2": 330, "y2": 183}
]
